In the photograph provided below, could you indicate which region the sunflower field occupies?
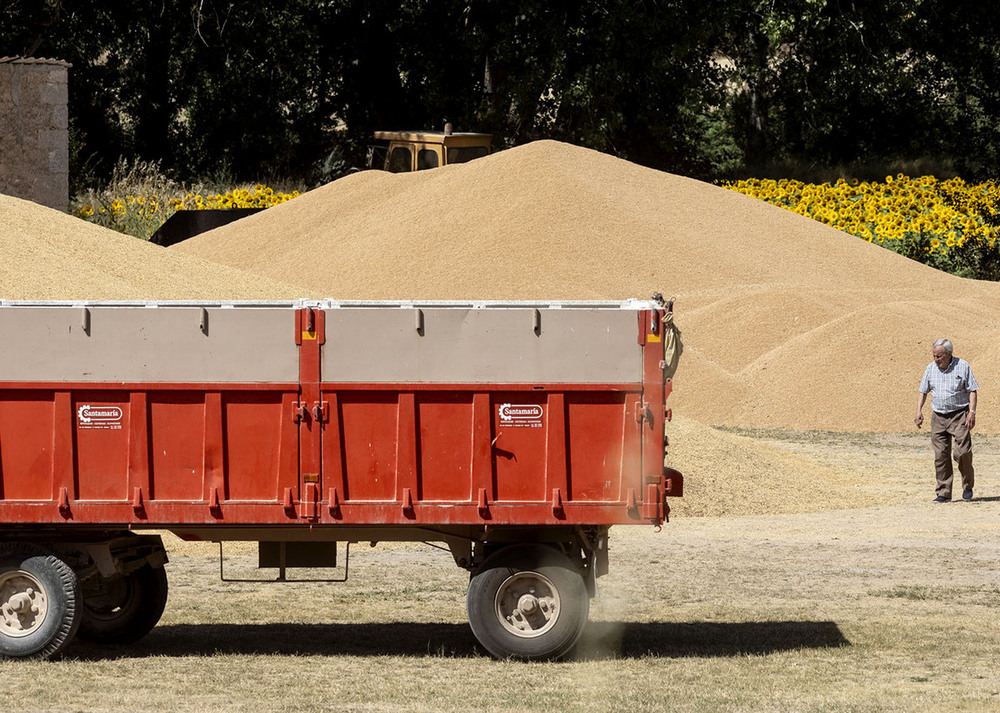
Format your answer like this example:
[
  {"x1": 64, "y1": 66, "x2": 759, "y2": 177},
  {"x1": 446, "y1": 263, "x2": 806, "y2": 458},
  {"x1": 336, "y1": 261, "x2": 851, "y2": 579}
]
[
  {"x1": 721, "y1": 175, "x2": 1000, "y2": 280},
  {"x1": 75, "y1": 185, "x2": 300, "y2": 241},
  {"x1": 72, "y1": 159, "x2": 301, "y2": 241}
]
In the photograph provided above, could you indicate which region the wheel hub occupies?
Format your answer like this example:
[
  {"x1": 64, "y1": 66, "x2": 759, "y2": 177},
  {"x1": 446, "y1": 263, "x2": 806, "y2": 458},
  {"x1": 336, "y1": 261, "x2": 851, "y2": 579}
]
[
  {"x1": 495, "y1": 571, "x2": 560, "y2": 638},
  {"x1": 517, "y1": 593, "x2": 538, "y2": 614},
  {"x1": 0, "y1": 570, "x2": 48, "y2": 638}
]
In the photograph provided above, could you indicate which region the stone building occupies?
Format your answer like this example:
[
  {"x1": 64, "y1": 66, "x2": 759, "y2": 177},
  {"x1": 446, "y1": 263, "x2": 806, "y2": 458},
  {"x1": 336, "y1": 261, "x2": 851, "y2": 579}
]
[{"x1": 0, "y1": 56, "x2": 71, "y2": 212}]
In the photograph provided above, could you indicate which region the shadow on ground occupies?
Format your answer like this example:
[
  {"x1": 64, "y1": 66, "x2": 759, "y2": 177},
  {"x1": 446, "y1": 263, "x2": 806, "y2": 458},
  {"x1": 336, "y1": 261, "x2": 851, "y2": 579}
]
[
  {"x1": 66, "y1": 620, "x2": 848, "y2": 661},
  {"x1": 575, "y1": 620, "x2": 849, "y2": 660}
]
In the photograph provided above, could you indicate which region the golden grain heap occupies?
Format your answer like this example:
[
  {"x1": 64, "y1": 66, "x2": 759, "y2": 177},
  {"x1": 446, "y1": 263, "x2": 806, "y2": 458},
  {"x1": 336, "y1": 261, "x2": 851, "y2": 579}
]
[
  {"x1": 0, "y1": 193, "x2": 302, "y2": 300},
  {"x1": 174, "y1": 140, "x2": 1000, "y2": 434}
]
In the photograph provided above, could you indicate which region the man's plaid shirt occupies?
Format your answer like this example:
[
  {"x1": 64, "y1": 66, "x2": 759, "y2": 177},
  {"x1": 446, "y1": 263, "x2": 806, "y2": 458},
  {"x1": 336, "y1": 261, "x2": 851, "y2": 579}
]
[{"x1": 919, "y1": 357, "x2": 979, "y2": 414}]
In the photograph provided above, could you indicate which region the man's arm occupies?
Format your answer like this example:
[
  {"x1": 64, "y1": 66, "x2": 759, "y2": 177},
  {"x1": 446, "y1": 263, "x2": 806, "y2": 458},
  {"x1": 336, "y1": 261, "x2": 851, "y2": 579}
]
[
  {"x1": 966, "y1": 390, "x2": 977, "y2": 430},
  {"x1": 915, "y1": 392, "x2": 927, "y2": 429}
]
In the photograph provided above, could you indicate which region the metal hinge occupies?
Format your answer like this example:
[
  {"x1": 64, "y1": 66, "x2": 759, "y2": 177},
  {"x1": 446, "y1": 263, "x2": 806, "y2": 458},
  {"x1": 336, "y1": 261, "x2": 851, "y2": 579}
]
[
  {"x1": 635, "y1": 401, "x2": 654, "y2": 425},
  {"x1": 292, "y1": 401, "x2": 329, "y2": 423}
]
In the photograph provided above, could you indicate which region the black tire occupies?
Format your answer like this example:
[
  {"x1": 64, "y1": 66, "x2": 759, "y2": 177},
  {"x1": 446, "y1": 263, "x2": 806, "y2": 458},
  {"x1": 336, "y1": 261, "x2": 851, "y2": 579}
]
[
  {"x1": 0, "y1": 542, "x2": 81, "y2": 660},
  {"x1": 78, "y1": 564, "x2": 168, "y2": 644},
  {"x1": 466, "y1": 545, "x2": 589, "y2": 661}
]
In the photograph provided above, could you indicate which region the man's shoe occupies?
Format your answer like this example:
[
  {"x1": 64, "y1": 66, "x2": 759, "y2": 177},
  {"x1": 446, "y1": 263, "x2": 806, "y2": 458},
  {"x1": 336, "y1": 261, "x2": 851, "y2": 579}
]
[
  {"x1": 933, "y1": 496, "x2": 951, "y2": 503},
  {"x1": 962, "y1": 489, "x2": 973, "y2": 501}
]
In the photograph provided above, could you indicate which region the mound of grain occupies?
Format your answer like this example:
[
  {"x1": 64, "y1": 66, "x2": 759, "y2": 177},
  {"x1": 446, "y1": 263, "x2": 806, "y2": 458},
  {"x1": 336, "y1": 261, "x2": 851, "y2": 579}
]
[
  {"x1": 174, "y1": 140, "x2": 1000, "y2": 432},
  {"x1": 0, "y1": 194, "x2": 304, "y2": 300},
  {"x1": 665, "y1": 417, "x2": 879, "y2": 517}
]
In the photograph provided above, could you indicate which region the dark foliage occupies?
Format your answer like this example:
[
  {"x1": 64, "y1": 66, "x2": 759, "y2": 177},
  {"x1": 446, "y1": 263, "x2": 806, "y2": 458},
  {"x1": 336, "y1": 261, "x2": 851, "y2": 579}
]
[{"x1": 2, "y1": 0, "x2": 999, "y2": 186}]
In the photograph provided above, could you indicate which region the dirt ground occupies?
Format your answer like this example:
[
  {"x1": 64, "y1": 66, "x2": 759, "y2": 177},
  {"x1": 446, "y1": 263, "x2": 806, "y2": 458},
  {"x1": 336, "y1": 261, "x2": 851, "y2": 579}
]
[{"x1": 2, "y1": 429, "x2": 998, "y2": 712}]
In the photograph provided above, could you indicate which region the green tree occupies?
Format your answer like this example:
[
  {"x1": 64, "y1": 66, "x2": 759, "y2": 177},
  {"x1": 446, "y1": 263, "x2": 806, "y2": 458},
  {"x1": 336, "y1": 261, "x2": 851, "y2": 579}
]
[
  {"x1": 713, "y1": 0, "x2": 1000, "y2": 178},
  {"x1": 462, "y1": 1, "x2": 733, "y2": 176},
  {"x1": 4, "y1": 0, "x2": 1000, "y2": 186}
]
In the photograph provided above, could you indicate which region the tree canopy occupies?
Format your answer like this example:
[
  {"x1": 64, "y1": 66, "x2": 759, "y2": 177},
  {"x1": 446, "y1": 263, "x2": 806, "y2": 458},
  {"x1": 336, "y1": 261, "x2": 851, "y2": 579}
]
[{"x1": 4, "y1": 0, "x2": 998, "y2": 186}]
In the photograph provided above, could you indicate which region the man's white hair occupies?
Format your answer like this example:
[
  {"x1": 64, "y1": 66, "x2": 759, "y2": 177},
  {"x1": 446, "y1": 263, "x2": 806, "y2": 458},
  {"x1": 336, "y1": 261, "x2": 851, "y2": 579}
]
[{"x1": 933, "y1": 338, "x2": 954, "y2": 354}]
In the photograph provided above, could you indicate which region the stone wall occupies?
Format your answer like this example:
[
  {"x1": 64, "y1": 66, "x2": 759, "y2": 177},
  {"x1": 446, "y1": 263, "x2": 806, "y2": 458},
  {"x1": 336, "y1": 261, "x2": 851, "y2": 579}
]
[{"x1": 0, "y1": 57, "x2": 71, "y2": 212}]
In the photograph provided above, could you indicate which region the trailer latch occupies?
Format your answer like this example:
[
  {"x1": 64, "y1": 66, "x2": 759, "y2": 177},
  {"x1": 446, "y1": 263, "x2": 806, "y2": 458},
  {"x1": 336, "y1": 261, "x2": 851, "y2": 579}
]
[
  {"x1": 58, "y1": 487, "x2": 71, "y2": 518},
  {"x1": 635, "y1": 401, "x2": 654, "y2": 426}
]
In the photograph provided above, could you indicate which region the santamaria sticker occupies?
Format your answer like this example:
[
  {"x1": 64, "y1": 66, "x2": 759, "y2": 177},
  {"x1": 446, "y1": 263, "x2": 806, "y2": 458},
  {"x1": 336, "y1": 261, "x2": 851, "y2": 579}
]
[
  {"x1": 77, "y1": 404, "x2": 124, "y2": 430},
  {"x1": 498, "y1": 403, "x2": 544, "y2": 428}
]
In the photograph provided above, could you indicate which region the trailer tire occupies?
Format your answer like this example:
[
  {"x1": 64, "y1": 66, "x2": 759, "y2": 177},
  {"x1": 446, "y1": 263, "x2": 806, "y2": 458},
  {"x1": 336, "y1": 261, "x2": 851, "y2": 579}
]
[
  {"x1": 467, "y1": 545, "x2": 589, "y2": 661},
  {"x1": 0, "y1": 542, "x2": 81, "y2": 660},
  {"x1": 78, "y1": 564, "x2": 168, "y2": 644}
]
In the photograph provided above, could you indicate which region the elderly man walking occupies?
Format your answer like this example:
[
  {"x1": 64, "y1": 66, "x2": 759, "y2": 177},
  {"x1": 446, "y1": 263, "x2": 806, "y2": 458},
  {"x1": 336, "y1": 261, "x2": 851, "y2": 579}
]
[{"x1": 915, "y1": 339, "x2": 979, "y2": 502}]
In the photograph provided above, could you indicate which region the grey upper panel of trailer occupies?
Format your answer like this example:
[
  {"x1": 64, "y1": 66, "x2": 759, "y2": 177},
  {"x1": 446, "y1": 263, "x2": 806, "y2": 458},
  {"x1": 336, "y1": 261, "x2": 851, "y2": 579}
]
[{"x1": 0, "y1": 301, "x2": 649, "y2": 384}]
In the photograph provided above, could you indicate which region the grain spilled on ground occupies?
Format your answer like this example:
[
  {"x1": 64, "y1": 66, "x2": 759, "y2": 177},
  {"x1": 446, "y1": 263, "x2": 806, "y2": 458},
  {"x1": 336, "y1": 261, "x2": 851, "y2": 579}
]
[
  {"x1": 175, "y1": 140, "x2": 1000, "y2": 434},
  {"x1": 665, "y1": 417, "x2": 878, "y2": 517},
  {"x1": 0, "y1": 194, "x2": 304, "y2": 300}
]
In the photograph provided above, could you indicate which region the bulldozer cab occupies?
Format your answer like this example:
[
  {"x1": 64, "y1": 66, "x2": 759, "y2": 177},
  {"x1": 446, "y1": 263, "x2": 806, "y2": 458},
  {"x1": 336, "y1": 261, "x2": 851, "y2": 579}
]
[{"x1": 369, "y1": 130, "x2": 492, "y2": 173}]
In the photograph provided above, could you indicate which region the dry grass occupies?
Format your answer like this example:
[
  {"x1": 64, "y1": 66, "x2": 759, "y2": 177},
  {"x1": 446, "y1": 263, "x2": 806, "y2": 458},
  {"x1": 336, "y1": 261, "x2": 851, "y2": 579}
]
[{"x1": 2, "y1": 430, "x2": 998, "y2": 712}]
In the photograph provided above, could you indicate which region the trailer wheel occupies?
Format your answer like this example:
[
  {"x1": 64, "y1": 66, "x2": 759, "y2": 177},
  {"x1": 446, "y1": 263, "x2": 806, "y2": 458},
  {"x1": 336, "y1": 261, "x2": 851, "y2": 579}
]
[
  {"x1": 466, "y1": 545, "x2": 589, "y2": 661},
  {"x1": 78, "y1": 564, "x2": 168, "y2": 644},
  {"x1": 0, "y1": 543, "x2": 81, "y2": 660}
]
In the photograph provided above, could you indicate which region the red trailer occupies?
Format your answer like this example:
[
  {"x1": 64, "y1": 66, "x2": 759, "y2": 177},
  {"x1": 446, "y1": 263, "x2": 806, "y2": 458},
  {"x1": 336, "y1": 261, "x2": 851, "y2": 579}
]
[{"x1": 0, "y1": 298, "x2": 681, "y2": 660}]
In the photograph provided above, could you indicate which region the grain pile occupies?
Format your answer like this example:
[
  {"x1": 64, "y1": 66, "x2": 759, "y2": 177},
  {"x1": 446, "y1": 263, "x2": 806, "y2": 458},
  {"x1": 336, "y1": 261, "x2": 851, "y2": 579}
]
[
  {"x1": 175, "y1": 140, "x2": 1000, "y2": 434},
  {"x1": 0, "y1": 193, "x2": 303, "y2": 300},
  {"x1": 664, "y1": 417, "x2": 878, "y2": 517}
]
